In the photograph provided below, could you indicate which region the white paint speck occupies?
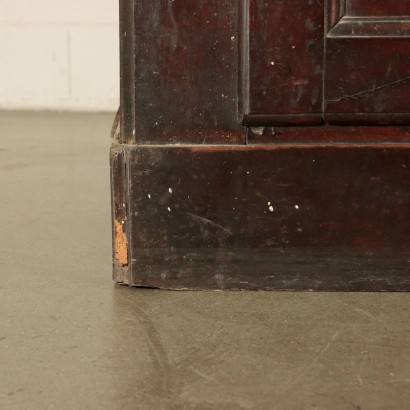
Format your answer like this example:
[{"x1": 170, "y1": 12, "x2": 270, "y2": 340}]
[
  {"x1": 148, "y1": 194, "x2": 151, "y2": 199},
  {"x1": 269, "y1": 206, "x2": 274, "y2": 212},
  {"x1": 295, "y1": 205, "x2": 299, "y2": 209},
  {"x1": 251, "y1": 126, "x2": 264, "y2": 136},
  {"x1": 133, "y1": 129, "x2": 136, "y2": 136},
  {"x1": 268, "y1": 202, "x2": 271, "y2": 206},
  {"x1": 123, "y1": 203, "x2": 126, "y2": 208},
  {"x1": 168, "y1": 188, "x2": 173, "y2": 194},
  {"x1": 167, "y1": 207, "x2": 171, "y2": 212},
  {"x1": 270, "y1": 61, "x2": 275, "y2": 66},
  {"x1": 231, "y1": 36, "x2": 235, "y2": 41}
]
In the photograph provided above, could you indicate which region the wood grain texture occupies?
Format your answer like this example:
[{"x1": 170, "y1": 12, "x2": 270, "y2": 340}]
[{"x1": 111, "y1": 144, "x2": 410, "y2": 291}]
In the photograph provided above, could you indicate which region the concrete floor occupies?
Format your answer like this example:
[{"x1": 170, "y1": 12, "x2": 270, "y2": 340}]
[{"x1": 0, "y1": 111, "x2": 409, "y2": 410}]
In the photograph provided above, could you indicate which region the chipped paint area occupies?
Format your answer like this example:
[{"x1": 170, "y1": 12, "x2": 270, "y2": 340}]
[{"x1": 115, "y1": 220, "x2": 128, "y2": 266}]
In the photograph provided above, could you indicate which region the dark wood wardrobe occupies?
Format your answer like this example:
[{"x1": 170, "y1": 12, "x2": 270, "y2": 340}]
[{"x1": 111, "y1": 0, "x2": 410, "y2": 290}]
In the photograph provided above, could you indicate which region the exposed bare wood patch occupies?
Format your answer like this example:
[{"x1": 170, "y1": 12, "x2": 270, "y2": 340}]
[{"x1": 115, "y1": 220, "x2": 128, "y2": 266}]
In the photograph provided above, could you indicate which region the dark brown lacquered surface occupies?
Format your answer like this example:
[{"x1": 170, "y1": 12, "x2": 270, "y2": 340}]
[
  {"x1": 120, "y1": 0, "x2": 410, "y2": 134},
  {"x1": 247, "y1": 125, "x2": 410, "y2": 144},
  {"x1": 119, "y1": 0, "x2": 135, "y2": 143},
  {"x1": 240, "y1": 0, "x2": 324, "y2": 125},
  {"x1": 111, "y1": 144, "x2": 410, "y2": 291},
  {"x1": 325, "y1": 39, "x2": 410, "y2": 121},
  {"x1": 325, "y1": 2, "x2": 410, "y2": 123},
  {"x1": 347, "y1": 0, "x2": 410, "y2": 16},
  {"x1": 121, "y1": 0, "x2": 243, "y2": 144}
]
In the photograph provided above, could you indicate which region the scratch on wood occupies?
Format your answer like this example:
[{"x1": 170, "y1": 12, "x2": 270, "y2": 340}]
[
  {"x1": 186, "y1": 212, "x2": 233, "y2": 236},
  {"x1": 329, "y1": 76, "x2": 410, "y2": 102},
  {"x1": 115, "y1": 220, "x2": 128, "y2": 266}
]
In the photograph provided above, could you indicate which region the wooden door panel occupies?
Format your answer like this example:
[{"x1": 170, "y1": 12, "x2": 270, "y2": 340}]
[
  {"x1": 325, "y1": 39, "x2": 410, "y2": 122},
  {"x1": 325, "y1": 0, "x2": 410, "y2": 123},
  {"x1": 242, "y1": 0, "x2": 410, "y2": 127},
  {"x1": 240, "y1": 0, "x2": 324, "y2": 126}
]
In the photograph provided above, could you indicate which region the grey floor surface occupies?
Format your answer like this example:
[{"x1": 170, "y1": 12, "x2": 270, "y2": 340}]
[{"x1": 0, "y1": 111, "x2": 409, "y2": 410}]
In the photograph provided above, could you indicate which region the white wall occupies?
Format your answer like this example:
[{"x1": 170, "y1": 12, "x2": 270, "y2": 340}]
[{"x1": 0, "y1": 0, "x2": 119, "y2": 111}]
